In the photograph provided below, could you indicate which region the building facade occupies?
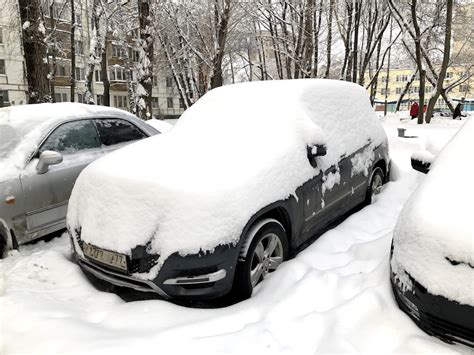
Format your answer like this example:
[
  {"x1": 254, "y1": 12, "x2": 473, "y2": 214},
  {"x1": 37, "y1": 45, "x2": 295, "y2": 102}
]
[{"x1": 0, "y1": 0, "x2": 185, "y2": 119}]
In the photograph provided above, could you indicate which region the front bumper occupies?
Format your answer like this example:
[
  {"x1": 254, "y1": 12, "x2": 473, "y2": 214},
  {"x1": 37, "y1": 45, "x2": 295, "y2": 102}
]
[
  {"x1": 390, "y1": 270, "x2": 474, "y2": 347},
  {"x1": 74, "y1": 239, "x2": 240, "y2": 300}
]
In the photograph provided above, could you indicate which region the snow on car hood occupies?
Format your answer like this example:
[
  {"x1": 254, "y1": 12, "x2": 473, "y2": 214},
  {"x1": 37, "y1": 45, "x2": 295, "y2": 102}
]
[
  {"x1": 68, "y1": 79, "x2": 386, "y2": 275},
  {"x1": 391, "y1": 117, "x2": 474, "y2": 306}
]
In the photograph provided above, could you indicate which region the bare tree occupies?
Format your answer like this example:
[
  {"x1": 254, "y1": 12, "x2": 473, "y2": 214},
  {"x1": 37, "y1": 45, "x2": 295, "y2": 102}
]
[
  {"x1": 19, "y1": 0, "x2": 51, "y2": 103},
  {"x1": 70, "y1": 0, "x2": 75, "y2": 102}
]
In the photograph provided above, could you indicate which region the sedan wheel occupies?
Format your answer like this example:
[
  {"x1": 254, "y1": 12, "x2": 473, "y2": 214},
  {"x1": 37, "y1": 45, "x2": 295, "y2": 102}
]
[{"x1": 234, "y1": 219, "x2": 288, "y2": 300}]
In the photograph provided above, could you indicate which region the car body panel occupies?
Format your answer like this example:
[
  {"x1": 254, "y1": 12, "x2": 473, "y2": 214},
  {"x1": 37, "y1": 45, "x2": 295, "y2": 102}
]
[{"x1": 0, "y1": 105, "x2": 158, "y2": 247}]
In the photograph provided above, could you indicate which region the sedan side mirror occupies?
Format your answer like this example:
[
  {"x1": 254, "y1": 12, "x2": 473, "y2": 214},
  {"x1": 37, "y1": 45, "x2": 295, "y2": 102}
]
[
  {"x1": 307, "y1": 144, "x2": 327, "y2": 168},
  {"x1": 36, "y1": 150, "x2": 63, "y2": 174},
  {"x1": 410, "y1": 151, "x2": 434, "y2": 174}
]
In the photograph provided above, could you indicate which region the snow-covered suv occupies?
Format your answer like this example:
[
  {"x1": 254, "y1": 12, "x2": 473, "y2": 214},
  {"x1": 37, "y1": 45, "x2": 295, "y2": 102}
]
[
  {"x1": 391, "y1": 118, "x2": 473, "y2": 347},
  {"x1": 68, "y1": 79, "x2": 389, "y2": 300}
]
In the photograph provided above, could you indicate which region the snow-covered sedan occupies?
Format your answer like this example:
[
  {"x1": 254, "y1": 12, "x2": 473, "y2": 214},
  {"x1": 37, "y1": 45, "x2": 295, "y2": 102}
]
[
  {"x1": 391, "y1": 118, "x2": 473, "y2": 347},
  {"x1": 68, "y1": 79, "x2": 389, "y2": 300},
  {"x1": 0, "y1": 103, "x2": 158, "y2": 257}
]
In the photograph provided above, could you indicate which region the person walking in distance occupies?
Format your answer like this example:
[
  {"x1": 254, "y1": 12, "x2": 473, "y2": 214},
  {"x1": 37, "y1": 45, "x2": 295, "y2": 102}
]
[{"x1": 410, "y1": 101, "x2": 419, "y2": 120}]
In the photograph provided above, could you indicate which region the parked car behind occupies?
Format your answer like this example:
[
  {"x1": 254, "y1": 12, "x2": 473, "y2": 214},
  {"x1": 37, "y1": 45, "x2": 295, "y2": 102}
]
[
  {"x1": 0, "y1": 103, "x2": 159, "y2": 257},
  {"x1": 391, "y1": 118, "x2": 473, "y2": 347},
  {"x1": 68, "y1": 79, "x2": 390, "y2": 300}
]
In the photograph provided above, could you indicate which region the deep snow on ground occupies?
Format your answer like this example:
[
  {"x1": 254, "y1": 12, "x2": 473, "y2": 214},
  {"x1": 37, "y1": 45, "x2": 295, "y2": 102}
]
[{"x1": 0, "y1": 115, "x2": 471, "y2": 355}]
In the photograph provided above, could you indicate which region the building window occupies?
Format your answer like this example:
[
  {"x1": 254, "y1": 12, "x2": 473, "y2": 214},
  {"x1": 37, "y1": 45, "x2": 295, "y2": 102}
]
[
  {"x1": 56, "y1": 63, "x2": 68, "y2": 77},
  {"x1": 77, "y1": 93, "x2": 86, "y2": 103},
  {"x1": 0, "y1": 27, "x2": 3, "y2": 44},
  {"x1": 445, "y1": 72, "x2": 453, "y2": 79},
  {"x1": 0, "y1": 59, "x2": 5, "y2": 75},
  {"x1": 53, "y1": 2, "x2": 71, "y2": 22},
  {"x1": 132, "y1": 50, "x2": 140, "y2": 63},
  {"x1": 96, "y1": 94, "x2": 104, "y2": 105},
  {"x1": 112, "y1": 44, "x2": 126, "y2": 58},
  {"x1": 179, "y1": 98, "x2": 185, "y2": 109},
  {"x1": 166, "y1": 77, "x2": 173, "y2": 88},
  {"x1": 425, "y1": 86, "x2": 433, "y2": 93},
  {"x1": 381, "y1": 88, "x2": 390, "y2": 96},
  {"x1": 395, "y1": 87, "x2": 402, "y2": 95},
  {"x1": 54, "y1": 93, "x2": 68, "y2": 102},
  {"x1": 152, "y1": 76, "x2": 158, "y2": 87},
  {"x1": 75, "y1": 67, "x2": 85, "y2": 81},
  {"x1": 114, "y1": 95, "x2": 128, "y2": 109},
  {"x1": 152, "y1": 97, "x2": 159, "y2": 108},
  {"x1": 0, "y1": 90, "x2": 9, "y2": 107},
  {"x1": 95, "y1": 70, "x2": 103, "y2": 82},
  {"x1": 167, "y1": 97, "x2": 173, "y2": 109},
  {"x1": 75, "y1": 13, "x2": 82, "y2": 26},
  {"x1": 74, "y1": 40, "x2": 84, "y2": 55},
  {"x1": 110, "y1": 66, "x2": 126, "y2": 81},
  {"x1": 396, "y1": 75, "x2": 408, "y2": 82},
  {"x1": 459, "y1": 84, "x2": 469, "y2": 92}
]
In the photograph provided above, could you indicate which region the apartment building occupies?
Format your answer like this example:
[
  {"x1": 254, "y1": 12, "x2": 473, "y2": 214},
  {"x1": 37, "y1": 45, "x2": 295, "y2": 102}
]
[
  {"x1": 373, "y1": 66, "x2": 473, "y2": 112},
  {"x1": 0, "y1": 0, "x2": 184, "y2": 119}
]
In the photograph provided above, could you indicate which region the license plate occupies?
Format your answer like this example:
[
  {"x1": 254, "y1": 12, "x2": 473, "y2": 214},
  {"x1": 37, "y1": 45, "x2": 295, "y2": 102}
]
[{"x1": 83, "y1": 243, "x2": 127, "y2": 271}]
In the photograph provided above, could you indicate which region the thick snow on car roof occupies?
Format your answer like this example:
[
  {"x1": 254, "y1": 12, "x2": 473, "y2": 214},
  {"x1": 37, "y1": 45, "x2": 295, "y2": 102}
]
[
  {"x1": 0, "y1": 103, "x2": 137, "y2": 178},
  {"x1": 391, "y1": 117, "x2": 474, "y2": 306},
  {"x1": 68, "y1": 79, "x2": 386, "y2": 276}
]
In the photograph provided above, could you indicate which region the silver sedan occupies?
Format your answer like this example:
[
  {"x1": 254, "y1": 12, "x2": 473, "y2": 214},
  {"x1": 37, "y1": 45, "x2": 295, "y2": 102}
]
[{"x1": 0, "y1": 103, "x2": 159, "y2": 257}]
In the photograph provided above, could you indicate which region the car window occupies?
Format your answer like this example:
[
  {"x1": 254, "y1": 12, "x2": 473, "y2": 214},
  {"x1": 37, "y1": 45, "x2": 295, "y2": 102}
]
[
  {"x1": 94, "y1": 119, "x2": 147, "y2": 146},
  {"x1": 40, "y1": 120, "x2": 101, "y2": 154}
]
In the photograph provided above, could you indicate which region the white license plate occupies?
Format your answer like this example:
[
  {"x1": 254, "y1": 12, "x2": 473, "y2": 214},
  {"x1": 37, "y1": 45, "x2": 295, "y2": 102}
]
[{"x1": 83, "y1": 243, "x2": 127, "y2": 271}]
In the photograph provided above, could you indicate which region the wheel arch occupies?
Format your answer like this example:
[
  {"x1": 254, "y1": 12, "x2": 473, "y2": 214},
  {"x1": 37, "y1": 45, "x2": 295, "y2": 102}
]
[
  {"x1": 238, "y1": 203, "x2": 293, "y2": 260},
  {"x1": 373, "y1": 159, "x2": 388, "y2": 182}
]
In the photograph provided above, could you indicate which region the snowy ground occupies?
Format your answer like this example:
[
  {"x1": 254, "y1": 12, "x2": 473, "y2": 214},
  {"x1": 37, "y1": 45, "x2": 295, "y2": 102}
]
[{"x1": 0, "y1": 115, "x2": 471, "y2": 354}]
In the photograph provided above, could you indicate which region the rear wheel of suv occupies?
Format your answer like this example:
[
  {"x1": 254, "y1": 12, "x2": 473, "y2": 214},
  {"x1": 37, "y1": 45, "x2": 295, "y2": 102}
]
[
  {"x1": 366, "y1": 167, "x2": 384, "y2": 204},
  {"x1": 233, "y1": 219, "x2": 288, "y2": 300}
]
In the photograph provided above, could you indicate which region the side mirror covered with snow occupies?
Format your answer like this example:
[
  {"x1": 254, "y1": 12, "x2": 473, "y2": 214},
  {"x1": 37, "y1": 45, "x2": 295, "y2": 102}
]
[
  {"x1": 307, "y1": 144, "x2": 327, "y2": 168},
  {"x1": 410, "y1": 150, "x2": 434, "y2": 174}
]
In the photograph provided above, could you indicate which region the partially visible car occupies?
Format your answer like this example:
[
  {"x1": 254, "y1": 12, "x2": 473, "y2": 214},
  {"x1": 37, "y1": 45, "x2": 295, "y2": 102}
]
[
  {"x1": 0, "y1": 103, "x2": 159, "y2": 257},
  {"x1": 391, "y1": 118, "x2": 473, "y2": 347},
  {"x1": 68, "y1": 79, "x2": 390, "y2": 301},
  {"x1": 432, "y1": 108, "x2": 452, "y2": 117}
]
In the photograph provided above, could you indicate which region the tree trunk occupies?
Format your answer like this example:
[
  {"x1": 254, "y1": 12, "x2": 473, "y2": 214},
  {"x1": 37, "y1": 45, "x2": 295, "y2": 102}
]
[
  {"x1": 410, "y1": 0, "x2": 425, "y2": 124},
  {"x1": 137, "y1": 0, "x2": 153, "y2": 118},
  {"x1": 210, "y1": 0, "x2": 231, "y2": 89},
  {"x1": 352, "y1": 0, "x2": 361, "y2": 83},
  {"x1": 383, "y1": 18, "x2": 392, "y2": 116},
  {"x1": 70, "y1": 0, "x2": 76, "y2": 102},
  {"x1": 425, "y1": 0, "x2": 453, "y2": 123},
  {"x1": 19, "y1": 0, "x2": 50, "y2": 103},
  {"x1": 101, "y1": 49, "x2": 110, "y2": 106},
  {"x1": 324, "y1": 0, "x2": 334, "y2": 78}
]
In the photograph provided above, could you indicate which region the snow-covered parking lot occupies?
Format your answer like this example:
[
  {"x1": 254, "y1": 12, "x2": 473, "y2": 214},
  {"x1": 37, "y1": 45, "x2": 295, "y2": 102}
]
[{"x1": 0, "y1": 115, "x2": 471, "y2": 354}]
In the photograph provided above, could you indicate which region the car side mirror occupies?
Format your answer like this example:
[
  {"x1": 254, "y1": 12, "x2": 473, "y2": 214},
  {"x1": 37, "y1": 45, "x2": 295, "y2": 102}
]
[
  {"x1": 307, "y1": 144, "x2": 327, "y2": 168},
  {"x1": 410, "y1": 151, "x2": 434, "y2": 174},
  {"x1": 36, "y1": 150, "x2": 63, "y2": 174}
]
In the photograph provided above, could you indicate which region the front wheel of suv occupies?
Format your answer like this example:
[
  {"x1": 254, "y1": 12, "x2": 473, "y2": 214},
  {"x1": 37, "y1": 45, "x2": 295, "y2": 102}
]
[{"x1": 233, "y1": 219, "x2": 288, "y2": 300}]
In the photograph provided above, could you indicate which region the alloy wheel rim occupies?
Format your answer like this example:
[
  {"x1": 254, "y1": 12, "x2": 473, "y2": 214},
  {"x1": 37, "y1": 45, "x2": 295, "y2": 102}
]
[
  {"x1": 250, "y1": 233, "x2": 283, "y2": 288},
  {"x1": 371, "y1": 173, "x2": 383, "y2": 196}
]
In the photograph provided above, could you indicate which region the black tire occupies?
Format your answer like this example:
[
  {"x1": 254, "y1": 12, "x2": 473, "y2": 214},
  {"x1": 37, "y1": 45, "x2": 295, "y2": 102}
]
[
  {"x1": 365, "y1": 167, "x2": 385, "y2": 204},
  {"x1": 0, "y1": 233, "x2": 7, "y2": 259},
  {"x1": 233, "y1": 219, "x2": 289, "y2": 300}
]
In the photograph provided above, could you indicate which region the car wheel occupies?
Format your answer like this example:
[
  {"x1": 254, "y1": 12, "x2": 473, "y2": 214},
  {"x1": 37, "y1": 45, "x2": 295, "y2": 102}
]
[
  {"x1": 234, "y1": 219, "x2": 288, "y2": 300},
  {"x1": 0, "y1": 233, "x2": 7, "y2": 259},
  {"x1": 366, "y1": 167, "x2": 384, "y2": 204}
]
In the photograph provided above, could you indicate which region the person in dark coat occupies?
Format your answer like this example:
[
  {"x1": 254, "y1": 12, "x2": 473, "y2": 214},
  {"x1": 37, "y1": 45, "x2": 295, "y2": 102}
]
[
  {"x1": 410, "y1": 102, "x2": 419, "y2": 120},
  {"x1": 453, "y1": 102, "x2": 463, "y2": 120}
]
